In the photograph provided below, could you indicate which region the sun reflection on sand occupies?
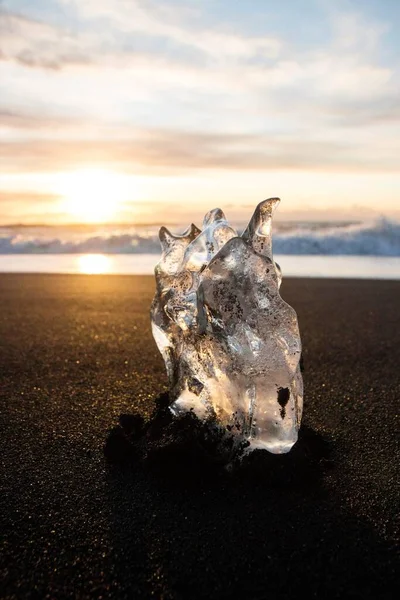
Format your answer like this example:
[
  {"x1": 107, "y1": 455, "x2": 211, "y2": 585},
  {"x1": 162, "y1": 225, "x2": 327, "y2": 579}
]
[{"x1": 78, "y1": 254, "x2": 111, "y2": 274}]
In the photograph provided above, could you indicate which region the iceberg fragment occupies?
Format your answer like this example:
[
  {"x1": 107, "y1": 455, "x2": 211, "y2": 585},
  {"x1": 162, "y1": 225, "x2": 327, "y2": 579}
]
[{"x1": 151, "y1": 200, "x2": 303, "y2": 454}]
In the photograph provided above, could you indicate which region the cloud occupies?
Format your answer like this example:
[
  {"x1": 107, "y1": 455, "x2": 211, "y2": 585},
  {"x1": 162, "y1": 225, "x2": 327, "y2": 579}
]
[
  {"x1": 1, "y1": 0, "x2": 398, "y2": 136},
  {"x1": 0, "y1": 0, "x2": 281, "y2": 72},
  {"x1": 0, "y1": 126, "x2": 398, "y2": 174},
  {"x1": 0, "y1": 0, "x2": 399, "y2": 213},
  {"x1": 0, "y1": 190, "x2": 59, "y2": 205},
  {"x1": 0, "y1": 9, "x2": 93, "y2": 69},
  {"x1": 320, "y1": 96, "x2": 400, "y2": 126},
  {"x1": 61, "y1": 0, "x2": 282, "y2": 63},
  {"x1": 0, "y1": 190, "x2": 62, "y2": 224},
  {"x1": 0, "y1": 108, "x2": 85, "y2": 129}
]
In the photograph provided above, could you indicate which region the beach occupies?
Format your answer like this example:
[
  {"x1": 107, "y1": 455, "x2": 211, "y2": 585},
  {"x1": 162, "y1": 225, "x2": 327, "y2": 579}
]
[{"x1": 1, "y1": 274, "x2": 399, "y2": 599}]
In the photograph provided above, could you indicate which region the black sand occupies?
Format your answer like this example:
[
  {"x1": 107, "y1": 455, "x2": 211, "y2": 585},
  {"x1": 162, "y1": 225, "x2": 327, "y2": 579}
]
[{"x1": 1, "y1": 274, "x2": 399, "y2": 599}]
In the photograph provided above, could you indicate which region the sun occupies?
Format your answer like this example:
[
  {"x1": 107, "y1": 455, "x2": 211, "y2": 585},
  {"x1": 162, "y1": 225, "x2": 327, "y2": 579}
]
[{"x1": 59, "y1": 169, "x2": 128, "y2": 223}]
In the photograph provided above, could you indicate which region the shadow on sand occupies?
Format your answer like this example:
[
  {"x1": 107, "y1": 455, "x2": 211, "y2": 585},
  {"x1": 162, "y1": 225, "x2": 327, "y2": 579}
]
[{"x1": 104, "y1": 398, "x2": 397, "y2": 599}]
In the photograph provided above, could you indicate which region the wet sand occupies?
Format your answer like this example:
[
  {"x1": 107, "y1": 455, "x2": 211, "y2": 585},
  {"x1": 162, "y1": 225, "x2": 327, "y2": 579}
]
[{"x1": 1, "y1": 274, "x2": 399, "y2": 599}]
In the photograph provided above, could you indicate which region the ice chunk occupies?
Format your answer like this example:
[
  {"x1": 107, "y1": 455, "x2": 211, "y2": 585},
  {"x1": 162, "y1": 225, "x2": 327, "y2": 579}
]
[{"x1": 150, "y1": 200, "x2": 303, "y2": 455}]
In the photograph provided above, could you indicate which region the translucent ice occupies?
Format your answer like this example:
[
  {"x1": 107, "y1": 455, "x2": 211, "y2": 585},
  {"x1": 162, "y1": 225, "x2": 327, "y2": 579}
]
[{"x1": 151, "y1": 199, "x2": 303, "y2": 454}]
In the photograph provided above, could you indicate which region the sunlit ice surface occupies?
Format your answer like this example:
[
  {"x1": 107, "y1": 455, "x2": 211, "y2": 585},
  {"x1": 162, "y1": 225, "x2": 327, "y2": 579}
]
[
  {"x1": 77, "y1": 254, "x2": 111, "y2": 274},
  {"x1": 57, "y1": 168, "x2": 132, "y2": 224},
  {"x1": 151, "y1": 200, "x2": 303, "y2": 455}
]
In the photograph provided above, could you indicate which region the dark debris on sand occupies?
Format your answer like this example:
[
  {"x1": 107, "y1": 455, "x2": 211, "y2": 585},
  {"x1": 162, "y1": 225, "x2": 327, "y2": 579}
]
[{"x1": 104, "y1": 392, "x2": 334, "y2": 489}]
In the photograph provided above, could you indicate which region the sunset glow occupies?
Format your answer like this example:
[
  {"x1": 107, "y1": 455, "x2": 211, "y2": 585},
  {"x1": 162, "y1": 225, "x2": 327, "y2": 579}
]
[
  {"x1": 59, "y1": 169, "x2": 128, "y2": 223},
  {"x1": 0, "y1": 0, "x2": 399, "y2": 224},
  {"x1": 78, "y1": 254, "x2": 111, "y2": 274}
]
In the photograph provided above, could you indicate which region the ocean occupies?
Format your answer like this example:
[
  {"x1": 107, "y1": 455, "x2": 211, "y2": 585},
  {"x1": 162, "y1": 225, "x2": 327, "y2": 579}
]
[{"x1": 1, "y1": 218, "x2": 399, "y2": 279}]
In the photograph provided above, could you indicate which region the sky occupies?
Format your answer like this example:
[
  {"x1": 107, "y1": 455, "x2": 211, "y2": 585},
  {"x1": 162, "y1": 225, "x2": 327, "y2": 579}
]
[{"x1": 0, "y1": 0, "x2": 399, "y2": 225}]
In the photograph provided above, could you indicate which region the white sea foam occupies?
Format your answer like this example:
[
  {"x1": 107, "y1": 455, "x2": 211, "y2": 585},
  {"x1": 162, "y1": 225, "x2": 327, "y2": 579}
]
[
  {"x1": 0, "y1": 218, "x2": 399, "y2": 256},
  {"x1": 273, "y1": 218, "x2": 400, "y2": 256}
]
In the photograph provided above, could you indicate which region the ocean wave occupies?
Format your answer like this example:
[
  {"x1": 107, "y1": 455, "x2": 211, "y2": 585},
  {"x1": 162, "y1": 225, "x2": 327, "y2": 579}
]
[
  {"x1": 273, "y1": 218, "x2": 400, "y2": 256},
  {"x1": 0, "y1": 219, "x2": 399, "y2": 256},
  {"x1": 0, "y1": 231, "x2": 159, "y2": 255}
]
